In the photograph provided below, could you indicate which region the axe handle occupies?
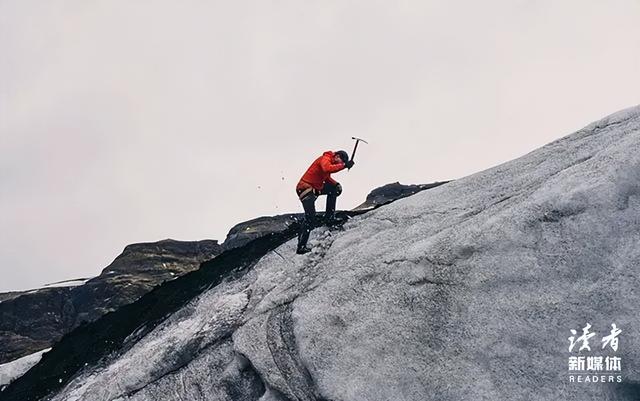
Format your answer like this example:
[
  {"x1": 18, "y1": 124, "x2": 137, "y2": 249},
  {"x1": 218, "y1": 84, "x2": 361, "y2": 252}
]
[{"x1": 350, "y1": 140, "x2": 360, "y2": 162}]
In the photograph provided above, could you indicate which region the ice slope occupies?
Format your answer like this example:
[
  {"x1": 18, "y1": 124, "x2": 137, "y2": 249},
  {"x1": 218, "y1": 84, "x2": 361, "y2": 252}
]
[{"x1": 20, "y1": 106, "x2": 640, "y2": 400}]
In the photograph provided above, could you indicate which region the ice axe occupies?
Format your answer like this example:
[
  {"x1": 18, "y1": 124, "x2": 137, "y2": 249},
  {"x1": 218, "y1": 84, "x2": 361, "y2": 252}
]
[{"x1": 349, "y1": 136, "x2": 368, "y2": 169}]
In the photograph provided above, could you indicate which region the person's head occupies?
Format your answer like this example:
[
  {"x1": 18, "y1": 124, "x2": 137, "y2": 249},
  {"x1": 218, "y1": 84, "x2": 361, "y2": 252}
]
[{"x1": 334, "y1": 150, "x2": 349, "y2": 164}]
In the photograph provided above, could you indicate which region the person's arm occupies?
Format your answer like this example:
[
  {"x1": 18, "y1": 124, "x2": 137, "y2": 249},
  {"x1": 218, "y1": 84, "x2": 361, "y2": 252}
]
[
  {"x1": 320, "y1": 155, "x2": 345, "y2": 173},
  {"x1": 325, "y1": 175, "x2": 338, "y2": 185}
]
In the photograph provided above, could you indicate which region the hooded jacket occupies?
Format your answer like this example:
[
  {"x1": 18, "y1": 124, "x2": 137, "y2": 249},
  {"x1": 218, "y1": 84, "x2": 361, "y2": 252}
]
[{"x1": 297, "y1": 151, "x2": 346, "y2": 191}]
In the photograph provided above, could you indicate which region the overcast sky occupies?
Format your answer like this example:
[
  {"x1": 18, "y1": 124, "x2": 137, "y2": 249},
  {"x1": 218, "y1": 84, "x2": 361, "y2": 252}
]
[{"x1": 1, "y1": 1, "x2": 639, "y2": 292}]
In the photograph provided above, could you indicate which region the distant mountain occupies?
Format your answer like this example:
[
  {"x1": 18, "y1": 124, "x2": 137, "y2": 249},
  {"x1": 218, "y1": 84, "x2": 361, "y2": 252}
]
[{"x1": 0, "y1": 239, "x2": 222, "y2": 364}]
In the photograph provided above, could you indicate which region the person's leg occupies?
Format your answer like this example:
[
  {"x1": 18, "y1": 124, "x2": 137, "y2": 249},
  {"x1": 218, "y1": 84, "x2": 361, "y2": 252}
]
[
  {"x1": 297, "y1": 190, "x2": 317, "y2": 253},
  {"x1": 321, "y1": 182, "x2": 341, "y2": 222}
]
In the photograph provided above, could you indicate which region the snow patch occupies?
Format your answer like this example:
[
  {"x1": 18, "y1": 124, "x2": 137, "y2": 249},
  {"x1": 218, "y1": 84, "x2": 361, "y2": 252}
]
[
  {"x1": 42, "y1": 278, "x2": 91, "y2": 288},
  {"x1": 18, "y1": 278, "x2": 93, "y2": 294},
  {"x1": 0, "y1": 348, "x2": 51, "y2": 387}
]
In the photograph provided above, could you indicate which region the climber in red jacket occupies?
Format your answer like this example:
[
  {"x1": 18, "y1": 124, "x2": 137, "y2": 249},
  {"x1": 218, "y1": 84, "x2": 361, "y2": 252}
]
[{"x1": 295, "y1": 150, "x2": 354, "y2": 254}]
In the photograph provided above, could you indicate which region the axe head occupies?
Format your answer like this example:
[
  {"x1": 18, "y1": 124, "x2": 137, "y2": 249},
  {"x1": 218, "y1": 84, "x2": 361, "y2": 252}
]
[
  {"x1": 349, "y1": 136, "x2": 368, "y2": 167},
  {"x1": 351, "y1": 136, "x2": 369, "y2": 144}
]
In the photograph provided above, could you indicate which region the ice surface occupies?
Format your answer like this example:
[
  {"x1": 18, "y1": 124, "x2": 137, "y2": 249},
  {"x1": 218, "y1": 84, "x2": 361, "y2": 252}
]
[{"x1": 45, "y1": 106, "x2": 640, "y2": 401}]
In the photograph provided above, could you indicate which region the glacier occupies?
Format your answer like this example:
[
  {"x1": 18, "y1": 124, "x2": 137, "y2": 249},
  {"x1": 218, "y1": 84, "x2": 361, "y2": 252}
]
[{"x1": 3, "y1": 106, "x2": 640, "y2": 401}]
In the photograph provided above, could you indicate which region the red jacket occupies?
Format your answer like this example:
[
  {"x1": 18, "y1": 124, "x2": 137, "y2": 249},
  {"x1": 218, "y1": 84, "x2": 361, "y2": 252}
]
[{"x1": 297, "y1": 151, "x2": 345, "y2": 191}]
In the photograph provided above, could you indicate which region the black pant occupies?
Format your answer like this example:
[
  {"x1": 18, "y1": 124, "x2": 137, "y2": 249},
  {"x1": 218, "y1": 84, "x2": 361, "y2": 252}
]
[{"x1": 296, "y1": 182, "x2": 341, "y2": 249}]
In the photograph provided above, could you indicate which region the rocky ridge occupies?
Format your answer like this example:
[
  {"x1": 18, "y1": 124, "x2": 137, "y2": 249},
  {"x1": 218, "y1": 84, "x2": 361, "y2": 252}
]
[{"x1": 0, "y1": 183, "x2": 439, "y2": 366}]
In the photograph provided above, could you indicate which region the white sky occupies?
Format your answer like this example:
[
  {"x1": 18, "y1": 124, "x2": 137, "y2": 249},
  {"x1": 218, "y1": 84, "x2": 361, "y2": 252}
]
[{"x1": 1, "y1": 0, "x2": 639, "y2": 292}]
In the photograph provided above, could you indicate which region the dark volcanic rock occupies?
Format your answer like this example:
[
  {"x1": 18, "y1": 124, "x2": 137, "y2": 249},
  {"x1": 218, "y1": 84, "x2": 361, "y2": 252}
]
[
  {"x1": 354, "y1": 181, "x2": 449, "y2": 210},
  {"x1": 0, "y1": 288, "x2": 77, "y2": 364},
  {"x1": 0, "y1": 239, "x2": 222, "y2": 364},
  {"x1": 223, "y1": 214, "x2": 299, "y2": 250},
  {"x1": 223, "y1": 182, "x2": 448, "y2": 250},
  {"x1": 72, "y1": 239, "x2": 223, "y2": 324}
]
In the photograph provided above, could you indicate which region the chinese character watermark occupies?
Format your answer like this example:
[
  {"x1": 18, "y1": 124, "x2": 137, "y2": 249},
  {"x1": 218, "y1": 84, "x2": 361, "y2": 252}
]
[
  {"x1": 566, "y1": 323, "x2": 622, "y2": 384},
  {"x1": 568, "y1": 323, "x2": 596, "y2": 352},
  {"x1": 601, "y1": 324, "x2": 621, "y2": 352}
]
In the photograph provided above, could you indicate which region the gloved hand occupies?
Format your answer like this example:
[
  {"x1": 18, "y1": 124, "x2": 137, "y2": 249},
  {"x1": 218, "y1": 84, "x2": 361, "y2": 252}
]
[{"x1": 345, "y1": 160, "x2": 355, "y2": 169}]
